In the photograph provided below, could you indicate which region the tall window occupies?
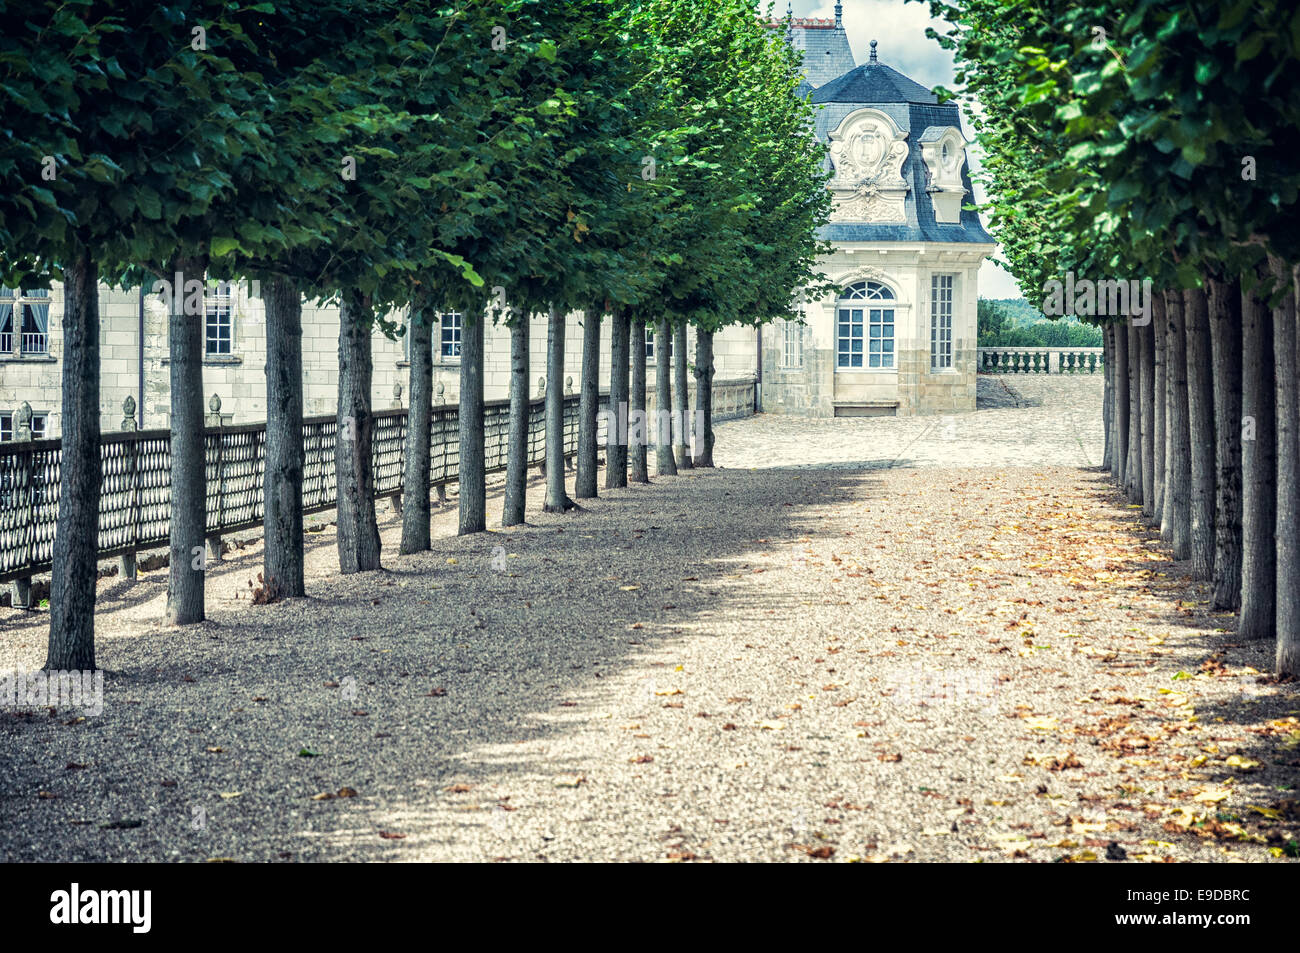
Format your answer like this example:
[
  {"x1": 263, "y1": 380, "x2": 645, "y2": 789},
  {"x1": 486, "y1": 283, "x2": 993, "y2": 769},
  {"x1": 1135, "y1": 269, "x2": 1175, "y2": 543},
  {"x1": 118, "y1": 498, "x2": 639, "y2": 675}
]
[
  {"x1": 0, "y1": 288, "x2": 51, "y2": 356},
  {"x1": 837, "y1": 280, "x2": 894, "y2": 369},
  {"x1": 641, "y1": 326, "x2": 672, "y2": 362},
  {"x1": 204, "y1": 282, "x2": 233, "y2": 356},
  {"x1": 782, "y1": 319, "x2": 803, "y2": 368},
  {"x1": 440, "y1": 312, "x2": 463, "y2": 359},
  {"x1": 930, "y1": 274, "x2": 955, "y2": 370}
]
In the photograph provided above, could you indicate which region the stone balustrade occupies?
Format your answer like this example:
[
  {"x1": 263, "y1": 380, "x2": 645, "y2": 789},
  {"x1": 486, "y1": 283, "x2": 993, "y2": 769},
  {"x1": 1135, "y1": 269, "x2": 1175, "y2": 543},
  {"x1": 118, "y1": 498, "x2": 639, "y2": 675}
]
[{"x1": 977, "y1": 347, "x2": 1104, "y2": 375}]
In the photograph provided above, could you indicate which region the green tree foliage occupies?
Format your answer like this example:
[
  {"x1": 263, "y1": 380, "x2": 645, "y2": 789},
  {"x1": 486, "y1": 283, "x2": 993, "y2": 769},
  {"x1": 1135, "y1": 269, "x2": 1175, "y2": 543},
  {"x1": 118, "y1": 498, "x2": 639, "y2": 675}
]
[{"x1": 979, "y1": 298, "x2": 1102, "y2": 347}]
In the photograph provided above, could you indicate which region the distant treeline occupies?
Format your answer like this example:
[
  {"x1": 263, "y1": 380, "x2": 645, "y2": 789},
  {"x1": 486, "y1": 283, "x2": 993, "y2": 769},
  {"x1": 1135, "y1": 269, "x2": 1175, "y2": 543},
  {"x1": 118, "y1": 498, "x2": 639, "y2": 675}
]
[{"x1": 978, "y1": 298, "x2": 1104, "y2": 348}]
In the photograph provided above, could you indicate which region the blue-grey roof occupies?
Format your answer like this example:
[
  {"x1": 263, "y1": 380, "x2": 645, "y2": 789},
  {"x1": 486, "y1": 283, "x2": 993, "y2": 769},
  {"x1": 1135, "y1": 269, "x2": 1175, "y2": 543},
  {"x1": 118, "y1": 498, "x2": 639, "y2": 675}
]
[
  {"x1": 770, "y1": 15, "x2": 994, "y2": 247},
  {"x1": 777, "y1": 20, "x2": 856, "y2": 88},
  {"x1": 815, "y1": 102, "x2": 994, "y2": 246},
  {"x1": 812, "y1": 61, "x2": 938, "y2": 105}
]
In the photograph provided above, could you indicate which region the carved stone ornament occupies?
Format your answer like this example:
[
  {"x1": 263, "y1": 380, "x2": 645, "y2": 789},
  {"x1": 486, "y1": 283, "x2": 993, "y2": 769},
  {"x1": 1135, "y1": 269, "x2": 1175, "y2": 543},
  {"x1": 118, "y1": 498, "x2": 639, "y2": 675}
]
[
  {"x1": 919, "y1": 126, "x2": 968, "y2": 224},
  {"x1": 827, "y1": 109, "x2": 910, "y2": 223},
  {"x1": 838, "y1": 265, "x2": 888, "y2": 286}
]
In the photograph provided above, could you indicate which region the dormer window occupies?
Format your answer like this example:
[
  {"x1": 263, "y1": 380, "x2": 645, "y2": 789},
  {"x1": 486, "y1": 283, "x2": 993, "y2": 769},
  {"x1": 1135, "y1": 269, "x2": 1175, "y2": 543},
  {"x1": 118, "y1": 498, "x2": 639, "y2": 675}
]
[{"x1": 919, "y1": 126, "x2": 968, "y2": 224}]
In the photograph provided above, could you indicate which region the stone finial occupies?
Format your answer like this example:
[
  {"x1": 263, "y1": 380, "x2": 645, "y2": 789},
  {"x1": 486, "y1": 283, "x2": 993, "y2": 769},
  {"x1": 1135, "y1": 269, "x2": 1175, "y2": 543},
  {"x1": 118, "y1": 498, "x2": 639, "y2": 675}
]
[
  {"x1": 537, "y1": 376, "x2": 546, "y2": 396},
  {"x1": 869, "y1": 39, "x2": 878, "y2": 63},
  {"x1": 15, "y1": 401, "x2": 32, "y2": 441},
  {"x1": 392, "y1": 382, "x2": 403, "y2": 408},
  {"x1": 835, "y1": 2, "x2": 842, "y2": 27},
  {"x1": 436, "y1": 382, "x2": 445, "y2": 400},
  {"x1": 121, "y1": 395, "x2": 138, "y2": 432},
  {"x1": 208, "y1": 393, "x2": 222, "y2": 414},
  {"x1": 565, "y1": 375, "x2": 573, "y2": 393}
]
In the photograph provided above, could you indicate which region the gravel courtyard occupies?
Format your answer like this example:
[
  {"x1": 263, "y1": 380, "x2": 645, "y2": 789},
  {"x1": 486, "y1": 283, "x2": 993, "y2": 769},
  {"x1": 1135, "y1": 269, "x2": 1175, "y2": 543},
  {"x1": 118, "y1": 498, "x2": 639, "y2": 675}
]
[{"x1": 2, "y1": 374, "x2": 1297, "y2": 862}]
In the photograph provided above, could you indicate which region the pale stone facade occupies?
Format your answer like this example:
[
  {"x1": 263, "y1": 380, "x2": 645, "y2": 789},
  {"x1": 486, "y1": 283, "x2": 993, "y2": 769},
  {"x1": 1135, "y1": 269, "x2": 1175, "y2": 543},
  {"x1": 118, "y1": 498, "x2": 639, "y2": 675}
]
[
  {"x1": 0, "y1": 282, "x2": 758, "y2": 438},
  {"x1": 765, "y1": 243, "x2": 983, "y2": 417}
]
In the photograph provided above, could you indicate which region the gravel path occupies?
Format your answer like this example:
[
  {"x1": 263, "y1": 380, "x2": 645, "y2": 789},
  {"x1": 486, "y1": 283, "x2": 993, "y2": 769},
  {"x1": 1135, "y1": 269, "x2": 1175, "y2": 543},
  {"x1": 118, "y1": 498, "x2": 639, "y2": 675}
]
[{"x1": 1, "y1": 376, "x2": 1296, "y2": 862}]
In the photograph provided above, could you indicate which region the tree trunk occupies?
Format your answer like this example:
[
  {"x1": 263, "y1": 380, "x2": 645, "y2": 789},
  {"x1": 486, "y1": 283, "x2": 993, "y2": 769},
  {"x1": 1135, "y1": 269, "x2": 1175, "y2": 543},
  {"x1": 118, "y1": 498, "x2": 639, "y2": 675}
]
[
  {"x1": 1185, "y1": 285, "x2": 1216, "y2": 581},
  {"x1": 458, "y1": 314, "x2": 486, "y2": 534},
  {"x1": 1113, "y1": 321, "x2": 1129, "y2": 487},
  {"x1": 1208, "y1": 275, "x2": 1243, "y2": 610},
  {"x1": 543, "y1": 307, "x2": 573, "y2": 512},
  {"x1": 1139, "y1": 317, "x2": 1156, "y2": 519},
  {"x1": 673, "y1": 322, "x2": 693, "y2": 469},
  {"x1": 401, "y1": 304, "x2": 433, "y2": 551},
  {"x1": 1274, "y1": 261, "x2": 1300, "y2": 674},
  {"x1": 693, "y1": 329, "x2": 715, "y2": 467},
  {"x1": 1152, "y1": 293, "x2": 1167, "y2": 522},
  {"x1": 1240, "y1": 278, "x2": 1275, "y2": 639},
  {"x1": 606, "y1": 307, "x2": 630, "y2": 489},
  {"x1": 45, "y1": 246, "x2": 100, "y2": 670},
  {"x1": 1124, "y1": 322, "x2": 1142, "y2": 503},
  {"x1": 166, "y1": 253, "x2": 209, "y2": 624},
  {"x1": 630, "y1": 314, "x2": 649, "y2": 483},
  {"x1": 264, "y1": 275, "x2": 306, "y2": 593},
  {"x1": 336, "y1": 289, "x2": 381, "y2": 572},
  {"x1": 575, "y1": 306, "x2": 601, "y2": 498},
  {"x1": 655, "y1": 317, "x2": 677, "y2": 476},
  {"x1": 502, "y1": 315, "x2": 530, "y2": 525},
  {"x1": 1101, "y1": 324, "x2": 1113, "y2": 473},
  {"x1": 1164, "y1": 290, "x2": 1192, "y2": 558}
]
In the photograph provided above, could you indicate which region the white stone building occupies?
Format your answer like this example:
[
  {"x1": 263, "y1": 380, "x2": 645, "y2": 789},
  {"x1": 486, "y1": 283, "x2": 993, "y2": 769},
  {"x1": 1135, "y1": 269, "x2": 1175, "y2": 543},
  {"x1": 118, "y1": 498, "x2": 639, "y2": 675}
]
[{"x1": 762, "y1": 6, "x2": 995, "y2": 416}]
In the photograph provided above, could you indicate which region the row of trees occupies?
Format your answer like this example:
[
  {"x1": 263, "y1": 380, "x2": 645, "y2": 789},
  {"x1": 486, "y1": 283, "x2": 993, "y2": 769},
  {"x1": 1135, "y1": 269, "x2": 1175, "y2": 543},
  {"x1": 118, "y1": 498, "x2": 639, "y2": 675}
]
[
  {"x1": 0, "y1": 0, "x2": 831, "y2": 671},
  {"x1": 928, "y1": 0, "x2": 1300, "y2": 674}
]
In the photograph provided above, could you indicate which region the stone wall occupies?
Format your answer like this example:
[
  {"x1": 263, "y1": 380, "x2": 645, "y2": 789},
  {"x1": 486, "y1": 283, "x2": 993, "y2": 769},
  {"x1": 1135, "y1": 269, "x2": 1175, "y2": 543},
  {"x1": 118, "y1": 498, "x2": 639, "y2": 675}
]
[
  {"x1": 761, "y1": 245, "x2": 984, "y2": 417},
  {"x1": 1, "y1": 283, "x2": 760, "y2": 436}
]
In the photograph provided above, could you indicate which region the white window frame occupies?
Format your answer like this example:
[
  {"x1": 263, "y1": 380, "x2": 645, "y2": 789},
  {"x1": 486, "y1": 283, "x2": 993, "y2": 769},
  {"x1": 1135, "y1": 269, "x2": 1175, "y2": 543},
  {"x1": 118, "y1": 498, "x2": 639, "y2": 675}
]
[
  {"x1": 439, "y1": 311, "x2": 463, "y2": 360},
  {"x1": 930, "y1": 273, "x2": 955, "y2": 371},
  {"x1": 781, "y1": 319, "x2": 803, "y2": 369},
  {"x1": 0, "y1": 411, "x2": 47, "y2": 441},
  {"x1": 0, "y1": 288, "x2": 51, "y2": 356},
  {"x1": 640, "y1": 325, "x2": 672, "y2": 363},
  {"x1": 204, "y1": 281, "x2": 234, "y2": 356},
  {"x1": 837, "y1": 280, "x2": 895, "y2": 371}
]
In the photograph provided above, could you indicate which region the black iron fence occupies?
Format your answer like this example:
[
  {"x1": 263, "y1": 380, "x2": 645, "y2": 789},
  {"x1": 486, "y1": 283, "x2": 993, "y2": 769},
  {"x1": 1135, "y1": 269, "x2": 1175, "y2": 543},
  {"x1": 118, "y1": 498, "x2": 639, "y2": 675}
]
[{"x1": 0, "y1": 378, "x2": 757, "y2": 585}]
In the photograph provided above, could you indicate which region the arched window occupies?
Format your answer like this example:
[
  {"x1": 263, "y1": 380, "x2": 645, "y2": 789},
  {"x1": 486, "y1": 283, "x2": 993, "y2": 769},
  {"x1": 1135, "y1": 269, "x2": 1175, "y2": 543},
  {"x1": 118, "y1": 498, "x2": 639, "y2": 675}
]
[
  {"x1": 837, "y1": 281, "x2": 895, "y2": 369},
  {"x1": 841, "y1": 281, "x2": 895, "y2": 301}
]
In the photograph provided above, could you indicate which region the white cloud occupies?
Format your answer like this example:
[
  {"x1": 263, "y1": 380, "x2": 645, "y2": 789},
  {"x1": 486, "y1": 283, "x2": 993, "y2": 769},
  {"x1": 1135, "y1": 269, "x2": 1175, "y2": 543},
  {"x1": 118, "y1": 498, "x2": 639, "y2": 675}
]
[{"x1": 789, "y1": 0, "x2": 956, "y2": 89}]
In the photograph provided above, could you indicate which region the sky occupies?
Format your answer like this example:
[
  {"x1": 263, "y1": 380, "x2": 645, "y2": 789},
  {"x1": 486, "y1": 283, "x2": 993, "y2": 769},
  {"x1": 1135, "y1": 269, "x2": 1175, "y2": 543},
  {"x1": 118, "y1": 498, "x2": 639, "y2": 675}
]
[{"x1": 778, "y1": 0, "x2": 1026, "y2": 299}]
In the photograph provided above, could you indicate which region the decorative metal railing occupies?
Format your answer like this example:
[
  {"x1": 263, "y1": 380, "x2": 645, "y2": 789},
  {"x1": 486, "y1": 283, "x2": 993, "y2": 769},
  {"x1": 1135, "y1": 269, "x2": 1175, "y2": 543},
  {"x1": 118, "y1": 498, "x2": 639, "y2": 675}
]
[
  {"x1": 977, "y1": 347, "x2": 1104, "y2": 374},
  {"x1": 0, "y1": 377, "x2": 756, "y2": 584}
]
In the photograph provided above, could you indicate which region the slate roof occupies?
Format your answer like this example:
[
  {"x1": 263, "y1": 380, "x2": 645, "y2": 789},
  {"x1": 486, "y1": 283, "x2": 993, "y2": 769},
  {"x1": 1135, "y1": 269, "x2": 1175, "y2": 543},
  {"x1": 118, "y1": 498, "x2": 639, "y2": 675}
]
[
  {"x1": 769, "y1": 9, "x2": 994, "y2": 246},
  {"x1": 767, "y1": 16, "x2": 856, "y2": 88},
  {"x1": 813, "y1": 103, "x2": 994, "y2": 246},
  {"x1": 811, "y1": 61, "x2": 939, "y2": 105}
]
